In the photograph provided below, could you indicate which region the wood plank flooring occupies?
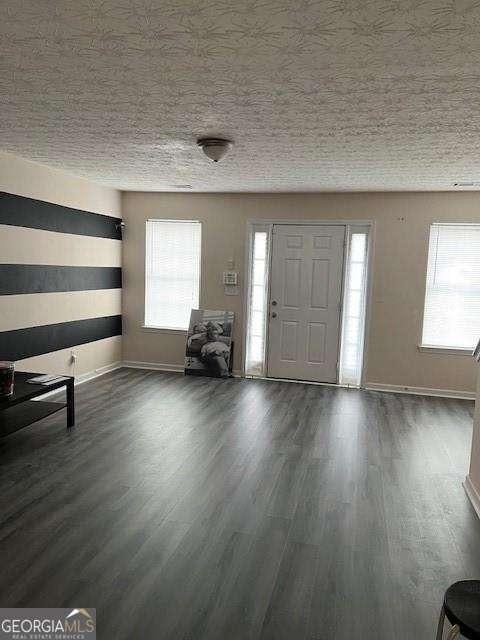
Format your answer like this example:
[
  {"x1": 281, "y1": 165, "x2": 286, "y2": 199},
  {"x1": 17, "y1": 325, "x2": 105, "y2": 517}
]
[{"x1": 0, "y1": 368, "x2": 479, "y2": 639}]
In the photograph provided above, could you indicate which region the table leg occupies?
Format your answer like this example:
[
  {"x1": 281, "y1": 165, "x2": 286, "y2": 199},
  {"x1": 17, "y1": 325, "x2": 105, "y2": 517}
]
[{"x1": 66, "y1": 379, "x2": 75, "y2": 428}]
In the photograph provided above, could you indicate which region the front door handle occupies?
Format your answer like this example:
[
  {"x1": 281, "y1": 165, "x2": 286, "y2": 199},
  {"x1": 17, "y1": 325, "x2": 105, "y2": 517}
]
[{"x1": 271, "y1": 300, "x2": 277, "y2": 306}]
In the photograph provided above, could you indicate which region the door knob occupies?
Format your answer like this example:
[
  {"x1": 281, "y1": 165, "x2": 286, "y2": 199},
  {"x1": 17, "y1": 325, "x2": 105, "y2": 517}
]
[
  {"x1": 271, "y1": 312, "x2": 277, "y2": 318},
  {"x1": 271, "y1": 300, "x2": 277, "y2": 306}
]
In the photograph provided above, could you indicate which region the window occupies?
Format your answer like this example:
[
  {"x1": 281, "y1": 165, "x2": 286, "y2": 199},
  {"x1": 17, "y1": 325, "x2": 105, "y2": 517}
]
[
  {"x1": 422, "y1": 223, "x2": 480, "y2": 350},
  {"x1": 245, "y1": 229, "x2": 269, "y2": 375},
  {"x1": 145, "y1": 220, "x2": 201, "y2": 330},
  {"x1": 339, "y1": 229, "x2": 369, "y2": 386}
]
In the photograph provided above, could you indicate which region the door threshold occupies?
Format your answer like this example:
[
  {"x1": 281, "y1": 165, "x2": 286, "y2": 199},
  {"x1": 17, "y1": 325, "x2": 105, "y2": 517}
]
[{"x1": 245, "y1": 375, "x2": 359, "y2": 389}]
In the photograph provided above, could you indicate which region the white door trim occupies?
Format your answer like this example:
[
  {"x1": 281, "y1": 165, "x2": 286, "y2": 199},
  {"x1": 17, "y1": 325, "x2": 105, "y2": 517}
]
[{"x1": 244, "y1": 218, "x2": 375, "y2": 387}]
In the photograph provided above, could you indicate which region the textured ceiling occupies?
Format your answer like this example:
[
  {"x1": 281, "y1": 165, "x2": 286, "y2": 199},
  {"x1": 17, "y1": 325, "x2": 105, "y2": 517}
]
[{"x1": 2, "y1": 0, "x2": 480, "y2": 191}]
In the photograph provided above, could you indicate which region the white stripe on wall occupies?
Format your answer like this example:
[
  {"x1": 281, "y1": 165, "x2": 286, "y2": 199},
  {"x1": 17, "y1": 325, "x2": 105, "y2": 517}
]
[
  {"x1": 0, "y1": 224, "x2": 122, "y2": 267},
  {"x1": 0, "y1": 289, "x2": 122, "y2": 332}
]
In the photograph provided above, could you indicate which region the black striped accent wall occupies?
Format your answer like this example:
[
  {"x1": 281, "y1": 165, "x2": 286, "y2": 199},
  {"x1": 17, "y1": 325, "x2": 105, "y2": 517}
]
[
  {"x1": 0, "y1": 192, "x2": 122, "y2": 239},
  {"x1": 0, "y1": 265, "x2": 122, "y2": 295},
  {"x1": 0, "y1": 191, "x2": 122, "y2": 366},
  {"x1": 0, "y1": 316, "x2": 122, "y2": 362}
]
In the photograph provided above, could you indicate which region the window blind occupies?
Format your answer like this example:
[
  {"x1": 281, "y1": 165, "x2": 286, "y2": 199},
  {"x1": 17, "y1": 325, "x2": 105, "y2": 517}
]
[
  {"x1": 145, "y1": 220, "x2": 201, "y2": 330},
  {"x1": 422, "y1": 223, "x2": 480, "y2": 350}
]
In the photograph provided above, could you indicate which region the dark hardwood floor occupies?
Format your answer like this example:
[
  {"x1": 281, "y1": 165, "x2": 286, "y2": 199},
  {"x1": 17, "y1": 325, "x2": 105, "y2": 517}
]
[{"x1": 0, "y1": 368, "x2": 479, "y2": 639}]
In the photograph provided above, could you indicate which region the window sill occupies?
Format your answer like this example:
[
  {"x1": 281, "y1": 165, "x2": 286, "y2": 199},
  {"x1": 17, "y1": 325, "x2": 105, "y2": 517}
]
[
  {"x1": 141, "y1": 325, "x2": 187, "y2": 334},
  {"x1": 418, "y1": 344, "x2": 473, "y2": 356}
]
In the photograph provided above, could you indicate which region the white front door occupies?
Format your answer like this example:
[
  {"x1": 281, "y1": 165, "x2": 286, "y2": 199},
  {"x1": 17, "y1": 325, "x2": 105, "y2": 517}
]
[{"x1": 267, "y1": 224, "x2": 345, "y2": 383}]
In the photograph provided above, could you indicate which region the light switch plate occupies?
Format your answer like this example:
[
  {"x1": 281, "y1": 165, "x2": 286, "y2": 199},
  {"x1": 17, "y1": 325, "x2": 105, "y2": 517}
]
[{"x1": 223, "y1": 271, "x2": 238, "y2": 285}]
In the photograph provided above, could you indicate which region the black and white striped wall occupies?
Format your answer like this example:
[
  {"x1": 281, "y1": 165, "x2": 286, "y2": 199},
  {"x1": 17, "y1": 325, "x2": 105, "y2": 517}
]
[{"x1": 0, "y1": 191, "x2": 122, "y2": 377}]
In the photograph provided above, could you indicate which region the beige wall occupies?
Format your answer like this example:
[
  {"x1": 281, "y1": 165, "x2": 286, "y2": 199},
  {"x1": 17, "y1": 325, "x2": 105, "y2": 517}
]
[
  {"x1": 0, "y1": 151, "x2": 121, "y2": 377},
  {"x1": 3, "y1": 151, "x2": 475, "y2": 392},
  {"x1": 0, "y1": 151, "x2": 119, "y2": 218},
  {"x1": 468, "y1": 372, "x2": 480, "y2": 498},
  {"x1": 123, "y1": 191, "x2": 479, "y2": 394}
]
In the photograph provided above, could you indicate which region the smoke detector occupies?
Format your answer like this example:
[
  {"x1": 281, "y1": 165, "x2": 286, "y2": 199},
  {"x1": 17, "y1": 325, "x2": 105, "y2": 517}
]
[{"x1": 197, "y1": 137, "x2": 233, "y2": 162}]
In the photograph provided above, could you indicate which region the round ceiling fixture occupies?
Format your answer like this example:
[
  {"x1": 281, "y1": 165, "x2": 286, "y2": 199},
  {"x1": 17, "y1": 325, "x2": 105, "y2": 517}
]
[{"x1": 197, "y1": 137, "x2": 233, "y2": 163}]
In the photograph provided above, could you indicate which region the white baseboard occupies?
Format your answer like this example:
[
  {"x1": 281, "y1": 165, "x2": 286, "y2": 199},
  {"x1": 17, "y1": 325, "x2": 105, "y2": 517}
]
[
  {"x1": 33, "y1": 363, "x2": 476, "y2": 401},
  {"x1": 75, "y1": 361, "x2": 123, "y2": 384},
  {"x1": 34, "y1": 361, "x2": 122, "y2": 400},
  {"x1": 464, "y1": 475, "x2": 480, "y2": 519},
  {"x1": 122, "y1": 360, "x2": 184, "y2": 373},
  {"x1": 123, "y1": 360, "x2": 243, "y2": 377},
  {"x1": 364, "y1": 381, "x2": 475, "y2": 401}
]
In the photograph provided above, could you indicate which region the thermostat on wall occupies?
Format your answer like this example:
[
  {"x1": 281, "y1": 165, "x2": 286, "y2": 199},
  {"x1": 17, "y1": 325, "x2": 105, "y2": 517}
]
[{"x1": 223, "y1": 271, "x2": 238, "y2": 285}]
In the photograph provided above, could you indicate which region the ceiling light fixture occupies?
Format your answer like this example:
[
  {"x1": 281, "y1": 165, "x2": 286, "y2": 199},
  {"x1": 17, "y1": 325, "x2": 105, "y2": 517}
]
[{"x1": 197, "y1": 137, "x2": 233, "y2": 163}]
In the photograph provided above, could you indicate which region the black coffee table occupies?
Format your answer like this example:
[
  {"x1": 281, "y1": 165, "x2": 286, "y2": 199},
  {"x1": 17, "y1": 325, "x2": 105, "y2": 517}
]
[{"x1": 0, "y1": 372, "x2": 74, "y2": 438}]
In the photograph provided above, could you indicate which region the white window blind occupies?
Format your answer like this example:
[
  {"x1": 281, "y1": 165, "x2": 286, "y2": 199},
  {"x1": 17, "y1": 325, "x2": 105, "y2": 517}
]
[
  {"x1": 145, "y1": 220, "x2": 201, "y2": 330},
  {"x1": 422, "y1": 223, "x2": 480, "y2": 350}
]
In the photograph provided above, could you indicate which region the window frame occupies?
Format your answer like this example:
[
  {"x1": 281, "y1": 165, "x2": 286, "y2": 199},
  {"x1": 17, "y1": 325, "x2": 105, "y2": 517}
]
[
  {"x1": 419, "y1": 221, "x2": 480, "y2": 354},
  {"x1": 143, "y1": 218, "x2": 202, "y2": 333}
]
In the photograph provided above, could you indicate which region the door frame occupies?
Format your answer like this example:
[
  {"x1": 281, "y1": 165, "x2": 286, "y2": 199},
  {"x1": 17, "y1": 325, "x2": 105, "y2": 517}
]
[{"x1": 243, "y1": 218, "x2": 375, "y2": 387}]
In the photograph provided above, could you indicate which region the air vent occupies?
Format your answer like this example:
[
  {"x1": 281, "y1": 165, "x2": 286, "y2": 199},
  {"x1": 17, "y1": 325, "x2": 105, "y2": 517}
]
[{"x1": 453, "y1": 182, "x2": 480, "y2": 187}]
